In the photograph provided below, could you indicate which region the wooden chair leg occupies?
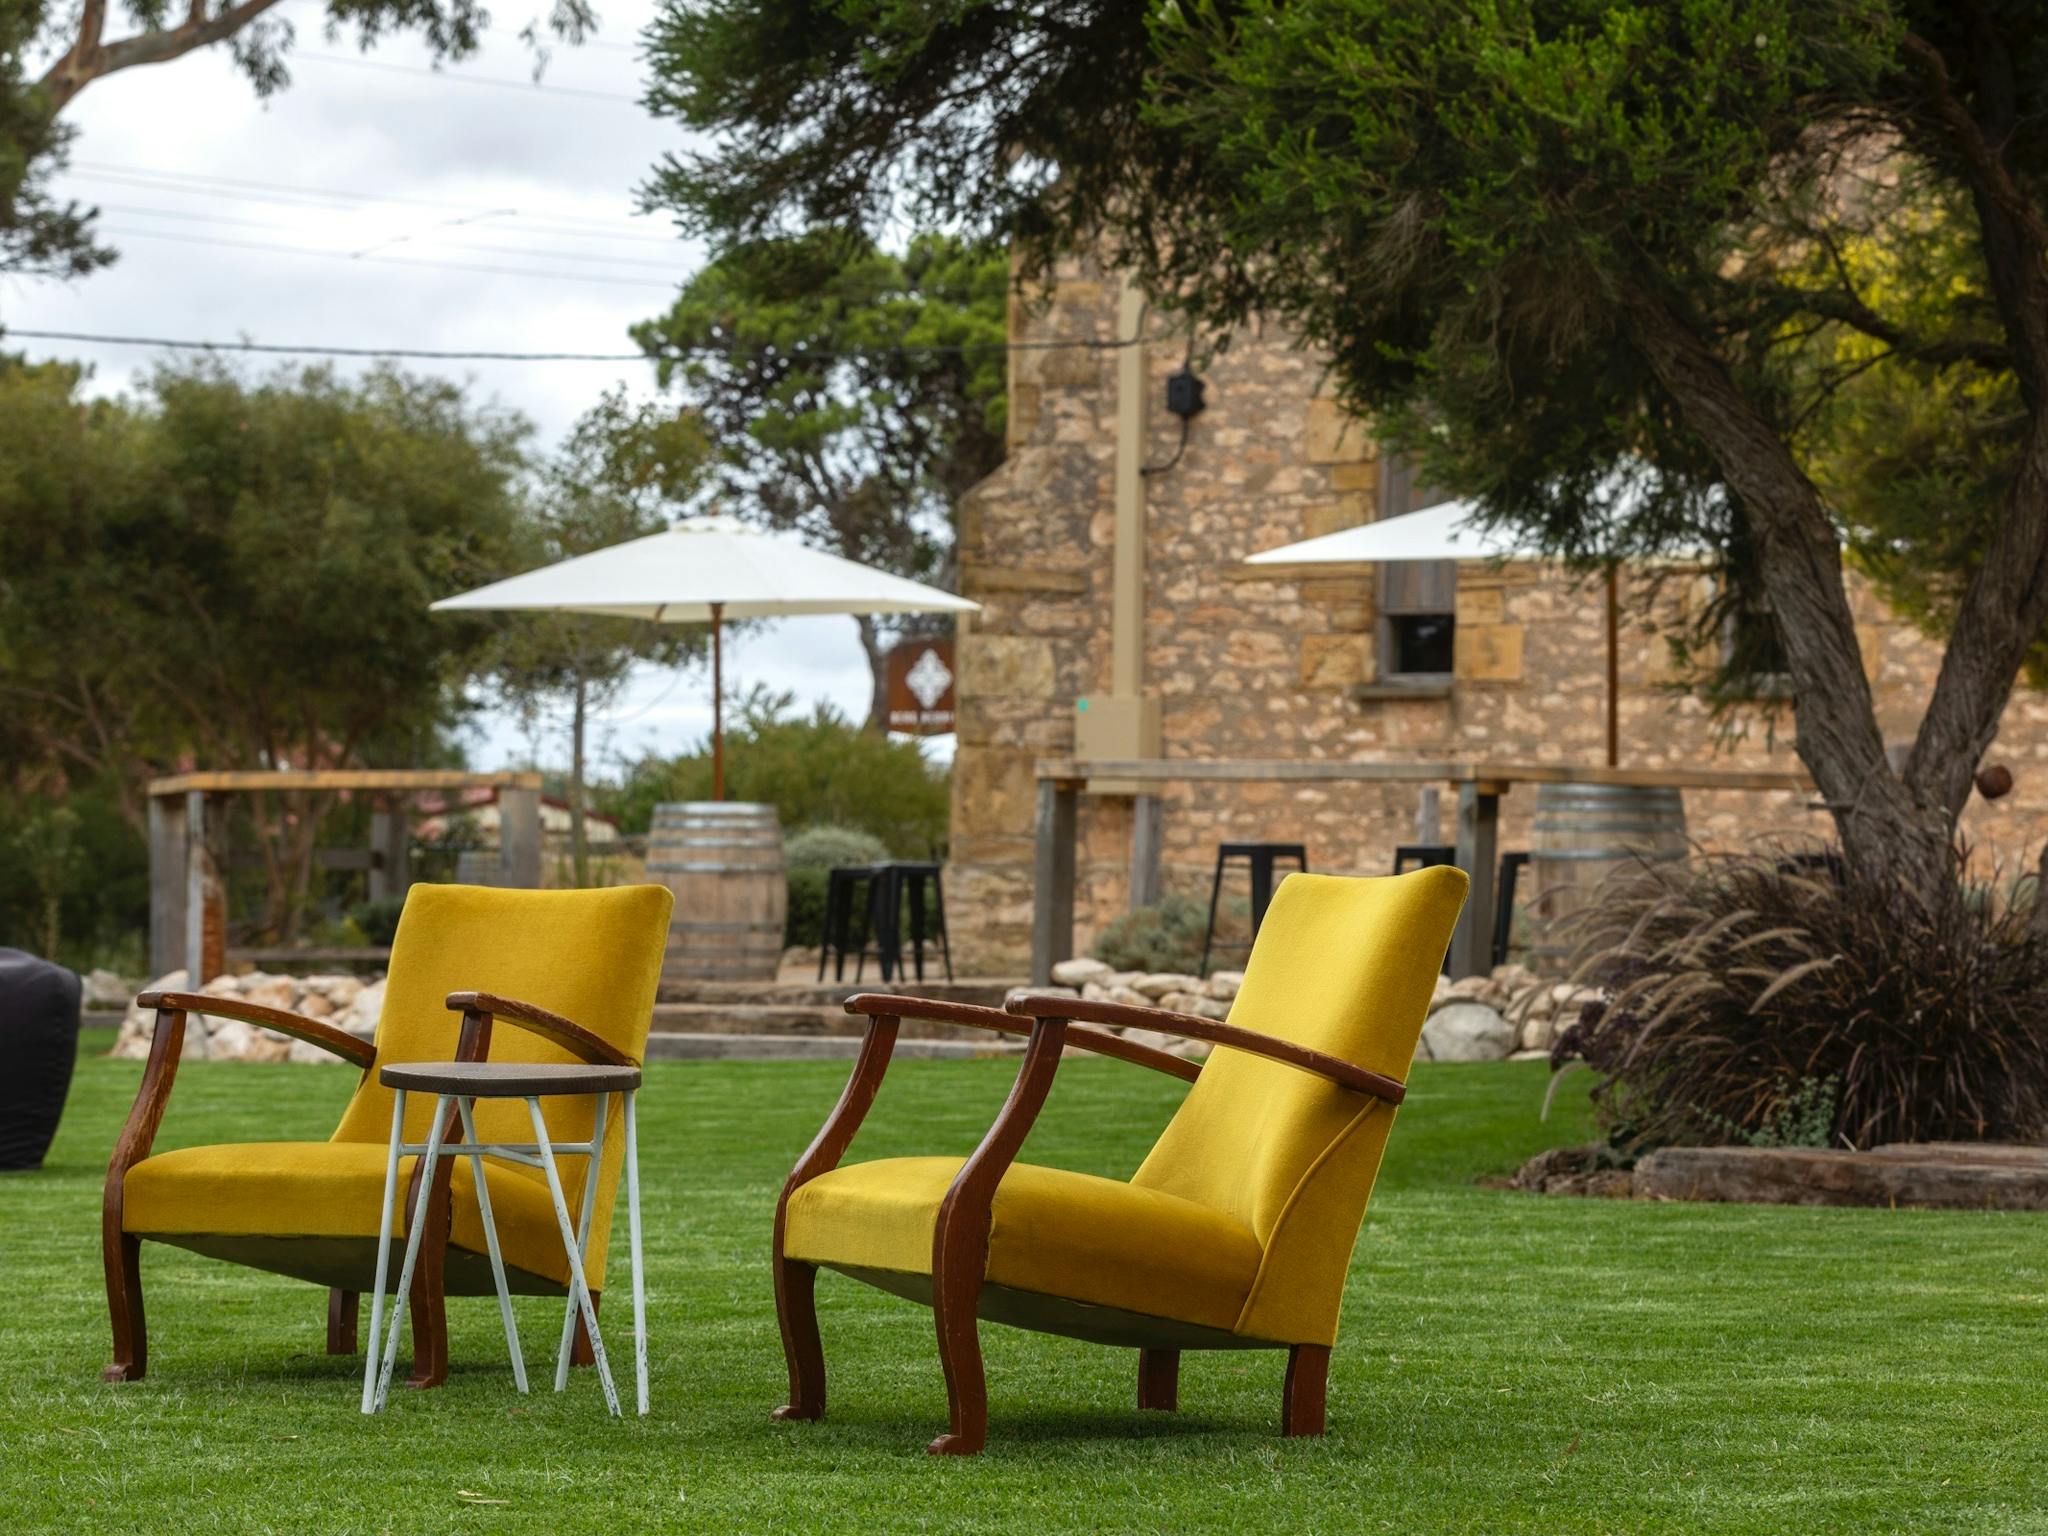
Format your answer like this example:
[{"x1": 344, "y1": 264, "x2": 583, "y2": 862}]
[
  {"x1": 569, "y1": 1291, "x2": 602, "y2": 1367},
  {"x1": 771, "y1": 1257, "x2": 826, "y2": 1421},
  {"x1": 1281, "y1": 1344, "x2": 1329, "y2": 1437},
  {"x1": 326, "y1": 1289, "x2": 359, "y2": 1355},
  {"x1": 102, "y1": 1231, "x2": 147, "y2": 1383},
  {"x1": 928, "y1": 1247, "x2": 989, "y2": 1455},
  {"x1": 1137, "y1": 1348, "x2": 1179, "y2": 1412}
]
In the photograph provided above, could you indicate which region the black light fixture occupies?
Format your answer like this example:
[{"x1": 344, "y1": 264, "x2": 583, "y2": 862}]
[{"x1": 1165, "y1": 363, "x2": 1206, "y2": 421}]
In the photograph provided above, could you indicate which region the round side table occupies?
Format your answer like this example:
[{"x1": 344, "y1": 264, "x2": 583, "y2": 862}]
[{"x1": 361, "y1": 1059, "x2": 647, "y2": 1417}]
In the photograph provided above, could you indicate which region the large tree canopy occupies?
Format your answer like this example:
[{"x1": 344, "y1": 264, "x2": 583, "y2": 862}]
[
  {"x1": 631, "y1": 229, "x2": 1005, "y2": 729},
  {"x1": 643, "y1": 0, "x2": 2048, "y2": 905},
  {"x1": 0, "y1": 356, "x2": 530, "y2": 936}
]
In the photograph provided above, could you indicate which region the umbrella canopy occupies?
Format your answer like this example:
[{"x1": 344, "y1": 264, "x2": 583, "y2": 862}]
[
  {"x1": 434, "y1": 516, "x2": 979, "y2": 798},
  {"x1": 432, "y1": 515, "x2": 982, "y2": 622},
  {"x1": 1244, "y1": 498, "x2": 1531, "y2": 566}
]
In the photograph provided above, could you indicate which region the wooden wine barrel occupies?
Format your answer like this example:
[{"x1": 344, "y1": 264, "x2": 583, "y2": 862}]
[
  {"x1": 646, "y1": 802, "x2": 787, "y2": 983},
  {"x1": 1530, "y1": 784, "x2": 1688, "y2": 972}
]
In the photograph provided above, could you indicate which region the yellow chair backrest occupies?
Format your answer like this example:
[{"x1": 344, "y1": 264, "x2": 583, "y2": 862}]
[
  {"x1": 1131, "y1": 867, "x2": 1466, "y2": 1342},
  {"x1": 331, "y1": 883, "x2": 673, "y2": 1273}
]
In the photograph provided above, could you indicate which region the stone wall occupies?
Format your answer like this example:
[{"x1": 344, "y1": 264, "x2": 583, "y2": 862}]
[{"x1": 948, "y1": 258, "x2": 2048, "y2": 973}]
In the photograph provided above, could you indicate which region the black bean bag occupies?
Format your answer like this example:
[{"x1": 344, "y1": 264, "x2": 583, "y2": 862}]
[{"x1": 0, "y1": 948, "x2": 83, "y2": 1171}]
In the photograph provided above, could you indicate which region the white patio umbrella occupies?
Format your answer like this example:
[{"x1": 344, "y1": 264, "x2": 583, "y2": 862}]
[
  {"x1": 434, "y1": 515, "x2": 979, "y2": 798},
  {"x1": 1247, "y1": 499, "x2": 1645, "y2": 765}
]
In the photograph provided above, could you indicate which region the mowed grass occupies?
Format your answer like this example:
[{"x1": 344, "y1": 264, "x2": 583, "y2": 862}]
[{"x1": 4, "y1": 1031, "x2": 2047, "y2": 1534}]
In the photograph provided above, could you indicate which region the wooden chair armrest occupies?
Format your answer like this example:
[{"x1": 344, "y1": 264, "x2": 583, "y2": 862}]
[
  {"x1": 443, "y1": 991, "x2": 636, "y2": 1068},
  {"x1": 1003, "y1": 992, "x2": 1408, "y2": 1106},
  {"x1": 842, "y1": 992, "x2": 1201, "y2": 1085},
  {"x1": 136, "y1": 990, "x2": 375, "y2": 1069}
]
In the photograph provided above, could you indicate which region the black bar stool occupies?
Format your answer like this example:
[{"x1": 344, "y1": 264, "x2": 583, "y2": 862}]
[
  {"x1": 857, "y1": 861, "x2": 953, "y2": 985},
  {"x1": 1199, "y1": 842, "x2": 1308, "y2": 977},
  {"x1": 1393, "y1": 843, "x2": 1456, "y2": 873},
  {"x1": 818, "y1": 866, "x2": 877, "y2": 983}
]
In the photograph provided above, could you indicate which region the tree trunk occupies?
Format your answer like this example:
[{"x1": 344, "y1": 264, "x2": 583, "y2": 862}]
[
  {"x1": 569, "y1": 670, "x2": 590, "y2": 889},
  {"x1": 856, "y1": 616, "x2": 889, "y2": 734},
  {"x1": 1623, "y1": 296, "x2": 1954, "y2": 897}
]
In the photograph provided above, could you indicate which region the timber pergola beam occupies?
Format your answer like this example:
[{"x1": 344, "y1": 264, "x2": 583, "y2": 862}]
[
  {"x1": 1028, "y1": 758, "x2": 1816, "y2": 983},
  {"x1": 146, "y1": 770, "x2": 546, "y2": 982}
]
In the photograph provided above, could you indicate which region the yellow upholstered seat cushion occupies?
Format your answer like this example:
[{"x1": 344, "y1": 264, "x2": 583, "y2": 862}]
[
  {"x1": 123, "y1": 1141, "x2": 575, "y2": 1287},
  {"x1": 783, "y1": 1156, "x2": 1263, "y2": 1333}
]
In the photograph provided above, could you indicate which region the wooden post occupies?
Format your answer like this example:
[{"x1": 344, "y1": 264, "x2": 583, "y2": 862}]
[
  {"x1": 1030, "y1": 779, "x2": 1078, "y2": 986},
  {"x1": 1130, "y1": 794, "x2": 1163, "y2": 911},
  {"x1": 1414, "y1": 786, "x2": 1442, "y2": 848},
  {"x1": 711, "y1": 602, "x2": 726, "y2": 803},
  {"x1": 368, "y1": 805, "x2": 411, "y2": 905},
  {"x1": 147, "y1": 793, "x2": 189, "y2": 979},
  {"x1": 498, "y1": 787, "x2": 543, "y2": 889},
  {"x1": 1604, "y1": 563, "x2": 1620, "y2": 770},
  {"x1": 183, "y1": 791, "x2": 225, "y2": 985},
  {"x1": 1448, "y1": 781, "x2": 1500, "y2": 978}
]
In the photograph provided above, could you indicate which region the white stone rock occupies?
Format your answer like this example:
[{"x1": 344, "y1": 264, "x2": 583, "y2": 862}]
[
  {"x1": 1131, "y1": 972, "x2": 1199, "y2": 999},
  {"x1": 1429, "y1": 974, "x2": 1454, "y2": 1012},
  {"x1": 1050, "y1": 957, "x2": 1114, "y2": 987},
  {"x1": 1105, "y1": 971, "x2": 1145, "y2": 989},
  {"x1": 1080, "y1": 980, "x2": 1114, "y2": 1001},
  {"x1": 1117, "y1": 1027, "x2": 1179, "y2": 1055},
  {"x1": 1446, "y1": 973, "x2": 1494, "y2": 1002},
  {"x1": 240, "y1": 975, "x2": 298, "y2": 1013},
  {"x1": 113, "y1": 971, "x2": 188, "y2": 1060},
  {"x1": 347, "y1": 978, "x2": 387, "y2": 1037},
  {"x1": 1417, "y1": 1001, "x2": 1516, "y2": 1063},
  {"x1": 83, "y1": 968, "x2": 134, "y2": 1011},
  {"x1": 1105, "y1": 985, "x2": 1153, "y2": 1009},
  {"x1": 287, "y1": 1034, "x2": 345, "y2": 1065},
  {"x1": 1204, "y1": 970, "x2": 1245, "y2": 1002},
  {"x1": 1160, "y1": 990, "x2": 1231, "y2": 1022},
  {"x1": 296, "y1": 992, "x2": 335, "y2": 1019},
  {"x1": 1518, "y1": 1010, "x2": 1558, "y2": 1053}
]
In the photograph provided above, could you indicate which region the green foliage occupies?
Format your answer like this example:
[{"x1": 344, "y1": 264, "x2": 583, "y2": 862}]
[
  {"x1": 631, "y1": 229, "x2": 1005, "y2": 724},
  {"x1": 597, "y1": 688, "x2": 948, "y2": 855},
  {"x1": 1556, "y1": 850, "x2": 2048, "y2": 1149},
  {"x1": 0, "y1": 1, "x2": 107, "y2": 277},
  {"x1": 1089, "y1": 893, "x2": 1214, "y2": 976},
  {"x1": 0, "y1": 355, "x2": 533, "y2": 940},
  {"x1": 0, "y1": 775, "x2": 147, "y2": 970},
  {"x1": 781, "y1": 825, "x2": 890, "y2": 948},
  {"x1": 344, "y1": 896, "x2": 407, "y2": 949}
]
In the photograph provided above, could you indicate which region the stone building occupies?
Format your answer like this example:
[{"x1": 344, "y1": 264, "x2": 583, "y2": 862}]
[{"x1": 946, "y1": 258, "x2": 2048, "y2": 973}]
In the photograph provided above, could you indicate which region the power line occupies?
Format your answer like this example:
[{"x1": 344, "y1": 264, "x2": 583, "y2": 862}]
[
  {"x1": 93, "y1": 224, "x2": 682, "y2": 289},
  {"x1": 293, "y1": 49, "x2": 642, "y2": 105},
  {"x1": 68, "y1": 159, "x2": 668, "y2": 239},
  {"x1": 4, "y1": 328, "x2": 1143, "y2": 364}
]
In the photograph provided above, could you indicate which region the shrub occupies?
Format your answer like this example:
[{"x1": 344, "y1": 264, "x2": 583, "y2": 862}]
[
  {"x1": 597, "y1": 687, "x2": 949, "y2": 855},
  {"x1": 346, "y1": 896, "x2": 407, "y2": 948},
  {"x1": 1553, "y1": 847, "x2": 2048, "y2": 1150},
  {"x1": 1090, "y1": 893, "x2": 1218, "y2": 976},
  {"x1": 783, "y1": 825, "x2": 890, "y2": 947}
]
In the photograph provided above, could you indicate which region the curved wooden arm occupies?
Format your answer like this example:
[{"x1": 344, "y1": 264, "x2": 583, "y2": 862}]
[
  {"x1": 1003, "y1": 992, "x2": 1407, "y2": 1106},
  {"x1": 443, "y1": 991, "x2": 635, "y2": 1068},
  {"x1": 137, "y1": 990, "x2": 375, "y2": 1069},
  {"x1": 842, "y1": 992, "x2": 1202, "y2": 1085}
]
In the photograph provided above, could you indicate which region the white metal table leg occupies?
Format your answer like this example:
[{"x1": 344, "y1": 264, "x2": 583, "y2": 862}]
[
  {"x1": 372, "y1": 1092, "x2": 453, "y2": 1413},
  {"x1": 455, "y1": 1095, "x2": 528, "y2": 1393},
  {"x1": 623, "y1": 1090, "x2": 647, "y2": 1415},
  {"x1": 527, "y1": 1096, "x2": 620, "y2": 1416},
  {"x1": 553, "y1": 1093, "x2": 609, "y2": 1392},
  {"x1": 361, "y1": 1087, "x2": 408, "y2": 1414}
]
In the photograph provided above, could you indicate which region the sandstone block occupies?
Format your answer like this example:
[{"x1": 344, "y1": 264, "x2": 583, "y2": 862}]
[
  {"x1": 958, "y1": 635, "x2": 1057, "y2": 699},
  {"x1": 1305, "y1": 398, "x2": 1372, "y2": 464}
]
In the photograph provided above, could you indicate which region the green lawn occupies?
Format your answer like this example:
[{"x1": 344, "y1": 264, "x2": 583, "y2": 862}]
[{"x1": 3, "y1": 1032, "x2": 2045, "y2": 1534}]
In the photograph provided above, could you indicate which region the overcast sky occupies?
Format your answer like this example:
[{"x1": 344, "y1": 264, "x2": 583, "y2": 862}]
[{"x1": 5, "y1": 0, "x2": 915, "y2": 777}]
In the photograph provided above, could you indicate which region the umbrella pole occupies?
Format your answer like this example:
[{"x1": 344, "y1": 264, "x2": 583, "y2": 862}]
[
  {"x1": 711, "y1": 601, "x2": 725, "y2": 802},
  {"x1": 1604, "y1": 563, "x2": 1619, "y2": 770}
]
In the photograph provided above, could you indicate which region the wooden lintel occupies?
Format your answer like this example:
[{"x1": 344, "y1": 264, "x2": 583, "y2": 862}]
[
  {"x1": 1033, "y1": 758, "x2": 1812, "y2": 793},
  {"x1": 147, "y1": 769, "x2": 545, "y2": 797}
]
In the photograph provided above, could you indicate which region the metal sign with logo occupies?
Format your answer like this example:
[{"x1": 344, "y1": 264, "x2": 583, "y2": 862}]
[{"x1": 885, "y1": 637, "x2": 957, "y2": 735}]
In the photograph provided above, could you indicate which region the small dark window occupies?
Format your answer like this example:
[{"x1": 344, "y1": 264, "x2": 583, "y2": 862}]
[
  {"x1": 1377, "y1": 455, "x2": 1457, "y2": 683},
  {"x1": 1390, "y1": 613, "x2": 1456, "y2": 676}
]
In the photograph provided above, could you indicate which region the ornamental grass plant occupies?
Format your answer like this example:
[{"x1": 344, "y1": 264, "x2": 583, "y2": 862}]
[{"x1": 1553, "y1": 845, "x2": 2048, "y2": 1151}]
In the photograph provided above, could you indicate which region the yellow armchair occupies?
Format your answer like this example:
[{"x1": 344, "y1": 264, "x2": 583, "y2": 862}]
[
  {"x1": 771, "y1": 866, "x2": 1468, "y2": 1454},
  {"x1": 103, "y1": 882, "x2": 672, "y2": 1387}
]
